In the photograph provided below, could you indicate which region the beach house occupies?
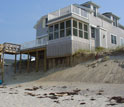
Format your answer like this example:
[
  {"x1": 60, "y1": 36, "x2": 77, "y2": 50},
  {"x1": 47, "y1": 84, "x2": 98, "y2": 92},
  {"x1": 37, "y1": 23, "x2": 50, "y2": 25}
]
[
  {"x1": 21, "y1": 1, "x2": 124, "y2": 57},
  {"x1": 19, "y1": 1, "x2": 124, "y2": 71}
]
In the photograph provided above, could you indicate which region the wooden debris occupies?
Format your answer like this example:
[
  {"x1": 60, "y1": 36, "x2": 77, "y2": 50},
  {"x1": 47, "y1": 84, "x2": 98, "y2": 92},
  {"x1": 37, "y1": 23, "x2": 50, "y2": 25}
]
[
  {"x1": 80, "y1": 102, "x2": 86, "y2": 105},
  {"x1": 110, "y1": 96, "x2": 124, "y2": 103}
]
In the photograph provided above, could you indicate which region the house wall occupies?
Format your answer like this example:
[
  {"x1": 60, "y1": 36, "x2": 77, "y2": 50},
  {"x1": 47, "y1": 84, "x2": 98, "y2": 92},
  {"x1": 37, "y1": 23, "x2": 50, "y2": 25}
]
[
  {"x1": 36, "y1": 16, "x2": 48, "y2": 38},
  {"x1": 89, "y1": 14, "x2": 124, "y2": 49},
  {"x1": 72, "y1": 36, "x2": 95, "y2": 54},
  {"x1": 47, "y1": 36, "x2": 72, "y2": 58}
]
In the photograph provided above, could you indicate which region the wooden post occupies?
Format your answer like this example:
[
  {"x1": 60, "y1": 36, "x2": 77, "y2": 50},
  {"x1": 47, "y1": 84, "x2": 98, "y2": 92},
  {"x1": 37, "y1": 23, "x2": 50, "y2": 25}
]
[
  {"x1": 36, "y1": 51, "x2": 39, "y2": 72},
  {"x1": 52, "y1": 58, "x2": 55, "y2": 68},
  {"x1": 27, "y1": 52, "x2": 30, "y2": 72},
  {"x1": 1, "y1": 53, "x2": 4, "y2": 83},
  {"x1": 14, "y1": 54, "x2": 17, "y2": 73},
  {"x1": 19, "y1": 53, "x2": 22, "y2": 73},
  {"x1": 44, "y1": 50, "x2": 47, "y2": 72}
]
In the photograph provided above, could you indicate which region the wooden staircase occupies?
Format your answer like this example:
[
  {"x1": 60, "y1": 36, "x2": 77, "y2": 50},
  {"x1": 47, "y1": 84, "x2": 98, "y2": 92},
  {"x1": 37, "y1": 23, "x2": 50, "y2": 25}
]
[{"x1": 0, "y1": 43, "x2": 20, "y2": 83}]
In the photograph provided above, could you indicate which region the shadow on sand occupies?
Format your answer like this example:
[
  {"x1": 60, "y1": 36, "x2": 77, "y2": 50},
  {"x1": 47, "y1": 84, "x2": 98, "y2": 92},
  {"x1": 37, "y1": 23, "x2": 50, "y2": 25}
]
[{"x1": 3, "y1": 65, "x2": 69, "y2": 86}]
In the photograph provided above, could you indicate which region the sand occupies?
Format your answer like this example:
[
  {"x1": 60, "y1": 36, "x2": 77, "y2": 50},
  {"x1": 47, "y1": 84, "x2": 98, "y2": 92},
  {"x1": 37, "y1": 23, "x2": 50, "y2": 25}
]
[{"x1": 0, "y1": 55, "x2": 124, "y2": 107}]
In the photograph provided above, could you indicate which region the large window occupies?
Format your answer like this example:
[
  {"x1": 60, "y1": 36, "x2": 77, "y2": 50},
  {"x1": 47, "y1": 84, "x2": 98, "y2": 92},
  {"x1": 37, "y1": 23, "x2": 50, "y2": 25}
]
[
  {"x1": 66, "y1": 20, "x2": 71, "y2": 36},
  {"x1": 79, "y1": 22, "x2": 83, "y2": 38},
  {"x1": 60, "y1": 22, "x2": 65, "y2": 38},
  {"x1": 91, "y1": 27, "x2": 96, "y2": 38},
  {"x1": 73, "y1": 20, "x2": 78, "y2": 36},
  {"x1": 84, "y1": 24, "x2": 88, "y2": 39},
  {"x1": 111, "y1": 35, "x2": 117, "y2": 44},
  {"x1": 49, "y1": 25, "x2": 53, "y2": 40},
  {"x1": 54, "y1": 24, "x2": 59, "y2": 39}
]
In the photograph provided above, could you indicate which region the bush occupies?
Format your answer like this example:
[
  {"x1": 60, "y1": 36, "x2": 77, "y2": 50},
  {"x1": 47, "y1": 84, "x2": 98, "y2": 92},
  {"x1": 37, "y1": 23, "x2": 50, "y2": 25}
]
[
  {"x1": 95, "y1": 47, "x2": 106, "y2": 52},
  {"x1": 73, "y1": 49, "x2": 91, "y2": 56}
]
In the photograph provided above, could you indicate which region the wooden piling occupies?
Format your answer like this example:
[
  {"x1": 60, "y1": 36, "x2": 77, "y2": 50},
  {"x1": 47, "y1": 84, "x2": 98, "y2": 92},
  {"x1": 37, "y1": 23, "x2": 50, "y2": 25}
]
[
  {"x1": 19, "y1": 53, "x2": 22, "y2": 73},
  {"x1": 36, "y1": 51, "x2": 39, "y2": 72},
  {"x1": 1, "y1": 53, "x2": 4, "y2": 82},
  {"x1": 27, "y1": 52, "x2": 30, "y2": 72},
  {"x1": 44, "y1": 50, "x2": 47, "y2": 72},
  {"x1": 14, "y1": 54, "x2": 17, "y2": 73}
]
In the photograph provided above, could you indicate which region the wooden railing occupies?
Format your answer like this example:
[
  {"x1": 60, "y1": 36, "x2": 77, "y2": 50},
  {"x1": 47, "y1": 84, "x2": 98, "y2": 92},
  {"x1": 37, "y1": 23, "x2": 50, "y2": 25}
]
[{"x1": 48, "y1": 4, "x2": 88, "y2": 20}]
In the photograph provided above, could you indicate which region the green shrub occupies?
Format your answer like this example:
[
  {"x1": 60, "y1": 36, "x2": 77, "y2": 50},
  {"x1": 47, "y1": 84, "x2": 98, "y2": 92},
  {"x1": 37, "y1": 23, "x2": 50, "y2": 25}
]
[
  {"x1": 95, "y1": 47, "x2": 106, "y2": 52},
  {"x1": 73, "y1": 49, "x2": 91, "y2": 56}
]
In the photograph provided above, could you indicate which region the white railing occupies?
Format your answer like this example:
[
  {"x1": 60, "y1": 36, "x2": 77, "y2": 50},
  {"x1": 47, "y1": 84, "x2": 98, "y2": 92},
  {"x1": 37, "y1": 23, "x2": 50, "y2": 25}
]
[
  {"x1": 48, "y1": 5, "x2": 88, "y2": 20},
  {"x1": 21, "y1": 37, "x2": 48, "y2": 50}
]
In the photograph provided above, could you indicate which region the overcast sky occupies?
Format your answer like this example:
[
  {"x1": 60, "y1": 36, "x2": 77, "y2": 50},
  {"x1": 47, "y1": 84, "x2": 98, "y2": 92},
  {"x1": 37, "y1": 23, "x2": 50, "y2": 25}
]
[{"x1": 0, "y1": 0, "x2": 124, "y2": 44}]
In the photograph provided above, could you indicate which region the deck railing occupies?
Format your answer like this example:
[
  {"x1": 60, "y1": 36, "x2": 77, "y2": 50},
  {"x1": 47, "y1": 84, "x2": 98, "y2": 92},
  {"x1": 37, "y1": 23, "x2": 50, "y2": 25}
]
[
  {"x1": 21, "y1": 37, "x2": 48, "y2": 50},
  {"x1": 48, "y1": 5, "x2": 88, "y2": 20}
]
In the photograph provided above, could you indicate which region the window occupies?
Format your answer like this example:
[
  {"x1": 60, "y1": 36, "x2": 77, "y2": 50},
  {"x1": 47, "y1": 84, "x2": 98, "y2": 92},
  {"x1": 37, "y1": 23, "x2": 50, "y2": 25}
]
[
  {"x1": 54, "y1": 24, "x2": 59, "y2": 39},
  {"x1": 120, "y1": 37, "x2": 124, "y2": 46},
  {"x1": 66, "y1": 28, "x2": 71, "y2": 36},
  {"x1": 73, "y1": 28, "x2": 78, "y2": 36},
  {"x1": 49, "y1": 26, "x2": 53, "y2": 32},
  {"x1": 60, "y1": 22, "x2": 65, "y2": 37},
  {"x1": 54, "y1": 32, "x2": 59, "y2": 39},
  {"x1": 54, "y1": 24, "x2": 59, "y2": 31},
  {"x1": 49, "y1": 33, "x2": 53, "y2": 40},
  {"x1": 84, "y1": 24, "x2": 88, "y2": 39},
  {"x1": 111, "y1": 35, "x2": 117, "y2": 44},
  {"x1": 113, "y1": 17, "x2": 118, "y2": 27},
  {"x1": 60, "y1": 22, "x2": 64, "y2": 29},
  {"x1": 73, "y1": 20, "x2": 78, "y2": 36},
  {"x1": 93, "y1": 6, "x2": 97, "y2": 17},
  {"x1": 45, "y1": 18, "x2": 48, "y2": 27},
  {"x1": 66, "y1": 20, "x2": 71, "y2": 36},
  {"x1": 66, "y1": 20, "x2": 71, "y2": 28},
  {"x1": 79, "y1": 22, "x2": 83, "y2": 38},
  {"x1": 91, "y1": 27, "x2": 96, "y2": 38},
  {"x1": 49, "y1": 25, "x2": 53, "y2": 40}
]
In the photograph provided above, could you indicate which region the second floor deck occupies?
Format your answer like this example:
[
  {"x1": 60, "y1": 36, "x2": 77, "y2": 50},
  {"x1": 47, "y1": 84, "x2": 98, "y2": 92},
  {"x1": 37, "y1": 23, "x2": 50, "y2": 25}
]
[{"x1": 48, "y1": 4, "x2": 89, "y2": 21}]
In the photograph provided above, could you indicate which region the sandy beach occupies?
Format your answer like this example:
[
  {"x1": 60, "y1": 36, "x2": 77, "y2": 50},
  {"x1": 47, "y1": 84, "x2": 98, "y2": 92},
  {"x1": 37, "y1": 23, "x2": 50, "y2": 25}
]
[
  {"x1": 0, "y1": 81, "x2": 124, "y2": 107},
  {"x1": 0, "y1": 55, "x2": 124, "y2": 107}
]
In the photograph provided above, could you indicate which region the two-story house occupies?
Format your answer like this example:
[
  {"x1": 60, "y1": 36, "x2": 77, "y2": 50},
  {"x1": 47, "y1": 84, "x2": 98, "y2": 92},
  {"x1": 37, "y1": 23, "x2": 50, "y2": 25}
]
[{"x1": 20, "y1": 1, "x2": 124, "y2": 71}]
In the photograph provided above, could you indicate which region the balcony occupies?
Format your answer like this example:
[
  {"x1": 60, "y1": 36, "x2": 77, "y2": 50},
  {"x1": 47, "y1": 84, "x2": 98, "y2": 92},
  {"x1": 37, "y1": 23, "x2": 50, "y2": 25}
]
[
  {"x1": 48, "y1": 4, "x2": 89, "y2": 21},
  {"x1": 21, "y1": 37, "x2": 48, "y2": 50}
]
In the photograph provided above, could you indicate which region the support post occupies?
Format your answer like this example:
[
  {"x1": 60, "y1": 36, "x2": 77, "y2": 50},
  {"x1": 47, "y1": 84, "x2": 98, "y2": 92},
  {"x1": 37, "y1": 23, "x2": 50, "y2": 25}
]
[
  {"x1": 14, "y1": 54, "x2": 17, "y2": 73},
  {"x1": 52, "y1": 58, "x2": 55, "y2": 68},
  {"x1": 44, "y1": 50, "x2": 47, "y2": 72},
  {"x1": 27, "y1": 52, "x2": 30, "y2": 72},
  {"x1": 1, "y1": 53, "x2": 4, "y2": 83},
  {"x1": 36, "y1": 51, "x2": 39, "y2": 72},
  {"x1": 19, "y1": 53, "x2": 22, "y2": 73}
]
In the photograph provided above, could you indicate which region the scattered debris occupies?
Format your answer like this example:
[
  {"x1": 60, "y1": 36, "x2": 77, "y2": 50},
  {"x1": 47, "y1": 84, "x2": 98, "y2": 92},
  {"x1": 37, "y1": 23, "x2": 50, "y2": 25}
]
[
  {"x1": 86, "y1": 89, "x2": 89, "y2": 91},
  {"x1": 107, "y1": 103, "x2": 117, "y2": 106},
  {"x1": 25, "y1": 86, "x2": 39, "y2": 91},
  {"x1": 110, "y1": 96, "x2": 124, "y2": 103},
  {"x1": 48, "y1": 96, "x2": 58, "y2": 99},
  {"x1": 53, "y1": 100, "x2": 60, "y2": 104},
  {"x1": 80, "y1": 102, "x2": 86, "y2": 105},
  {"x1": 96, "y1": 92, "x2": 102, "y2": 95},
  {"x1": 90, "y1": 98, "x2": 96, "y2": 101},
  {"x1": 25, "y1": 92, "x2": 37, "y2": 96},
  {"x1": 0, "y1": 86, "x2": 7, "y2": 88}
]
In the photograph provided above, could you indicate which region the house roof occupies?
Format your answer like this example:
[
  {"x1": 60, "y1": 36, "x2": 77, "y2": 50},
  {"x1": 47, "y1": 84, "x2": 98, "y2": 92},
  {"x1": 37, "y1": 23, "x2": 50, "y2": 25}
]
[
  {"x1": 73, "y1": 4, "x2": 93, "y2": 13},
  {"x1": 81, "y1": 1, "x2": 100, "y2": 8},
  {"x1": 103, "y1": 12, "x2": 120, "y2": 19}
]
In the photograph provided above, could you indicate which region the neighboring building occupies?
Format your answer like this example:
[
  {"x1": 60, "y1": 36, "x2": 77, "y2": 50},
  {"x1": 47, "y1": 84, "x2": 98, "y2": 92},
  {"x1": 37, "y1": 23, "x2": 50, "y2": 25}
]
[{"x1": 21, "y1": 1, "x2": 124, "y2": 58}]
